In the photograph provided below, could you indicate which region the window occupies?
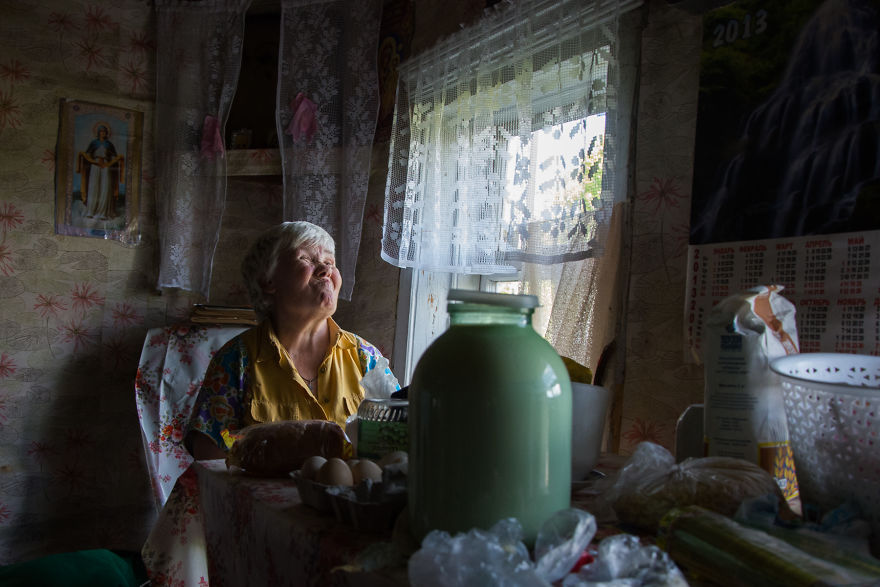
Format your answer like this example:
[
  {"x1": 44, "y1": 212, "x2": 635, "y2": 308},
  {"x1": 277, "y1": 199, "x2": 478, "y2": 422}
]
[
  {"x1": 395, "y1": 111, "x2": 610, "y2": 383},
  {"x1": 383, "y1": 0, "x2": 641, "y2": 382}
]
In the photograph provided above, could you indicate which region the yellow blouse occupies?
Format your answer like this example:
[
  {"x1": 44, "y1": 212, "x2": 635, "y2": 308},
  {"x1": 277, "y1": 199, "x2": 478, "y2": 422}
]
[
  {"x1": 188, "y1": 318, "x2": 385, "y2": 450},
  {"x1": 248, "y1": 318, "x2": 365, "y2": 427}
]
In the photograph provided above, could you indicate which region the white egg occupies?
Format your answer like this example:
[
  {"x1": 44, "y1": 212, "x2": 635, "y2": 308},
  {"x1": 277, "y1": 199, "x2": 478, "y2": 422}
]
[
  {"x1": 351, "y1": 459, "x2": 383, "y2": 484},
  {"x1": 316, "y1": 457, "x2": 354, "y2": 486},
  {"x1": 300, "y1": 455, "x2": 327, "y2": 481}
]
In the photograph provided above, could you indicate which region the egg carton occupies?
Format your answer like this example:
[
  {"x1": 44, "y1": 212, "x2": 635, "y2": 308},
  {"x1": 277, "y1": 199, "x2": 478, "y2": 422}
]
[
  {"x1": 291, "y1": 471, "x2": 334, "y2": 512},
  {"x1": 291, "y1": 470, "x2": 408, "y2": 532},
  {"x1": 327, "y1": 486, "x2": 407, "y2": 533}
]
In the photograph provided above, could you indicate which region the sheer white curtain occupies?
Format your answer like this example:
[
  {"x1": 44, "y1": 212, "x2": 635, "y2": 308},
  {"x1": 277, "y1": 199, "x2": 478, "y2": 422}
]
[
  {"x1": 382, "y1": 0, "x2": 641, "y2": 275},
  {"x1": 155, "y1": 0, "x2": 251, "y2": 298},
  {"x1": 532, "y1": 4, "x2": 642, "y2": 373},
  {"x1": 386, "y1": 0, "x2": 642, "y2": 384},
  {"x1": 525, "y1": 200, "x2": 627, "y2": 369},
  {"x1": 277, "y1": 0, "x2": 382, "y2": 301}
]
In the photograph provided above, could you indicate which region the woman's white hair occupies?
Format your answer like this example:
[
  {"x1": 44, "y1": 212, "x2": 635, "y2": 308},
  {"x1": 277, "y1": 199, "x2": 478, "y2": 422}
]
[{"x1": 241, "y1": 221, "x2": 335, "y2": 320}]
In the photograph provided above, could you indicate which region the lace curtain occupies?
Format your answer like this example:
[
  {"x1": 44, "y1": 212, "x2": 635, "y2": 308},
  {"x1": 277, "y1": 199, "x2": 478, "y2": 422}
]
[
  {"x1": 277, "y1": 0, "x2": 382, "y2": 301},
  {"x1": 382, "y1": 0, "x2": 642, "y2": 274},
  {"x1": 532, "y1": 3, "x2": 641, "y2": 374},
  {"x1": 393, "y1": 1, "x2": 642, "y2": 407},
  {"x1": 155, "y1": 0, "x2": 251, "y2": 298}
]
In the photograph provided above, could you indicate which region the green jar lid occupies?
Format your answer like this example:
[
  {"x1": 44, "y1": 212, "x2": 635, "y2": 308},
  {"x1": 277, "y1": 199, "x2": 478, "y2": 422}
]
[{"x1": 447, "y1": 289, "x2": 539, "y2": 309}]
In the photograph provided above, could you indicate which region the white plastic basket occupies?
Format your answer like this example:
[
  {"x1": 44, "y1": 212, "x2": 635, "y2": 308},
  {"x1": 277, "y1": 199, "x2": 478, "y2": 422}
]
[{"x1": 770, "y1": 353, "x2": 880, "y2": 531}]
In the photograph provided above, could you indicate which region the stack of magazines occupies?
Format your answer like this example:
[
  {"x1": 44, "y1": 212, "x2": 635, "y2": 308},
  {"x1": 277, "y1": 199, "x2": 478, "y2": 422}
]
[{"x1": 190, "y1": 304, "x2": 258, "y2": 326}]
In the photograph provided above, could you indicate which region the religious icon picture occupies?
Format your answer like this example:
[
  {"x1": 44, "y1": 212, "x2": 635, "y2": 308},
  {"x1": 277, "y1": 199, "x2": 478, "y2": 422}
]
[{"x1": 55, "y1": 99, "x2": 144, "y2": 244}]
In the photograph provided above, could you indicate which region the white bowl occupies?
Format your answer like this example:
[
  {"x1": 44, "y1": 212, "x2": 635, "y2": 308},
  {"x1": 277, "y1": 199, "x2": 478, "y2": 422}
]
[{"x1": 571, "y1": 383, "x2": 611, "y2": 481}]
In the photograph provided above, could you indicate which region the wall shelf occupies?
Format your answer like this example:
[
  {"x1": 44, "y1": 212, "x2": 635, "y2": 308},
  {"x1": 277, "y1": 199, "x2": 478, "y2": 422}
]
[{"x1": 226, "y1": 149, "x2": 282, "y2": 176}]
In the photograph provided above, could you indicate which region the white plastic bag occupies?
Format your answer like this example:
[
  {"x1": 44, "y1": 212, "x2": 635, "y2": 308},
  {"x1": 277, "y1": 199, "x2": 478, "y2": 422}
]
[
  {"x1": 346, "y1": 356, "x2": 401, "y2": 452},
  {"x1": 702, "y1": 285, "x2": 800, "y2": 502}
]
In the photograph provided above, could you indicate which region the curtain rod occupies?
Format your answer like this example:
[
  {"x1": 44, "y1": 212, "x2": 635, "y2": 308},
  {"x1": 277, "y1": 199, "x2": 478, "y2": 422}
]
[{"x1": 399, "y1": 0, "x2": 643, "y2": 78}]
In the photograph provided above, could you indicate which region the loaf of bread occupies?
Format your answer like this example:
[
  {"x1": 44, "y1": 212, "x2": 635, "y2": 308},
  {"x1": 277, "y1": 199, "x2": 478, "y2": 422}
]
[{"x1": 226, "y1": 420, "x2": 346, "y2": 476}]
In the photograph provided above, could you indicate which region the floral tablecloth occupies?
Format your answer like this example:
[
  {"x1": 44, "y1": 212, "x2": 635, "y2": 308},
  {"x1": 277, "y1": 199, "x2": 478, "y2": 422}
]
[
  {"x1": 135, "y1": 324, "x2": 247, "y2": 506},
  {"x1": 135, "y1": 324, "x2": 247, "y2": 586},
  {"x1": 195, "y1": 460, "x2": 409, "y2": 587}
]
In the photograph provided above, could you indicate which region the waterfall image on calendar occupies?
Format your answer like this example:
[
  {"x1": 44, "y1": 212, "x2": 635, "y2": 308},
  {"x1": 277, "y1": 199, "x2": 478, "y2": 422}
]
[{"x1": 689, "y1": 0, "x2": 880, "y2": 245}]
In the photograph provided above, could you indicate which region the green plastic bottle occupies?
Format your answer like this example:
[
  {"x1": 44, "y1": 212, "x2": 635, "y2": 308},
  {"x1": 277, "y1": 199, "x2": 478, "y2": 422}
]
[{"x1": 408, "y1": 289, "x2": 572, "y2": 546}]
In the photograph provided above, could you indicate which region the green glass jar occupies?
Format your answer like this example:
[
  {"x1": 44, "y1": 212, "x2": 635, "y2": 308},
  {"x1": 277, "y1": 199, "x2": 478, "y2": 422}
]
[{"x1": 408, "y1": 289, "x2": 572, "y2": 545}]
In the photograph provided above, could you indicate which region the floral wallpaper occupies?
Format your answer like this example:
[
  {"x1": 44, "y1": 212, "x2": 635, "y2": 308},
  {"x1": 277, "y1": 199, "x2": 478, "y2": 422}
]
[
  {"x1": 0, "y1": 0, "x2": 164, "y2": 565},
  {"x1": 0, "y1": 0, "x2": 714, "y2": 568},
  {"x1": 619, "y1": 2, "x2": 706, "y2": 453}
]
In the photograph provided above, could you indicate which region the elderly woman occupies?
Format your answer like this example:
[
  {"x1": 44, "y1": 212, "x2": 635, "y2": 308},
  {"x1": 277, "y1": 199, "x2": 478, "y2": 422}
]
[{"x1": 185, "y1": 221, "x2": 389, "y2": 460}]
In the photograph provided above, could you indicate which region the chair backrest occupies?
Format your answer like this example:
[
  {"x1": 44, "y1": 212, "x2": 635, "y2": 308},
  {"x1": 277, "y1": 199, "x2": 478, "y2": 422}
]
[{"x1": 135, "y1": 324, "x2": 247, "y2": 508}]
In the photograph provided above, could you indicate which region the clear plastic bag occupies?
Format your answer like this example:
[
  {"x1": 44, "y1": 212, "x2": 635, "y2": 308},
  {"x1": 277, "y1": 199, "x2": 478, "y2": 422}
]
[
  {"x1": 406, "y1": 507, "x2": 688, "y2": 586},
  {"x1": 407, "y1": 518, "x2": 550, "y2": 587},
  {"x1": 603, "y1": 442, "x2": 784, "y2": 532},
  {"x1": 563, "y1": 533, "x2": 688, "y2": 587},
  {"x1": 407, "y1": 510, "x2": 596, "y2": 586}
]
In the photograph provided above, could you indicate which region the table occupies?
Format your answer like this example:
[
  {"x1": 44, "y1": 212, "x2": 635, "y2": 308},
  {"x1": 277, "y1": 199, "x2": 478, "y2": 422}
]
[
  {"x1": 191, "y1": 456, "x2": 628, "y2": 586},
  {"x1": 169, "y1": 455, "x2": 874, "y2": 587},
  {"x1": 195, "y1": 460, "x2": 410, "y2": 587}
]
